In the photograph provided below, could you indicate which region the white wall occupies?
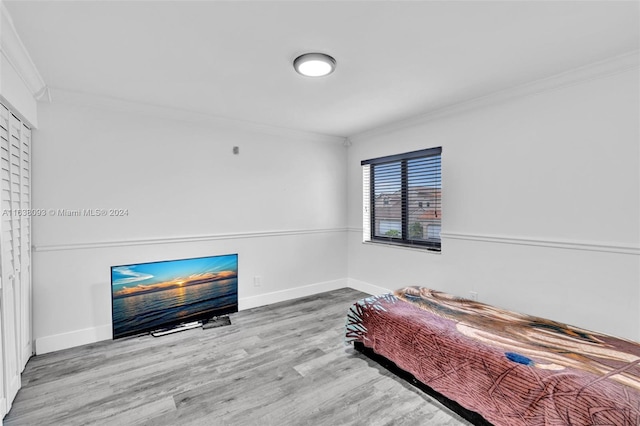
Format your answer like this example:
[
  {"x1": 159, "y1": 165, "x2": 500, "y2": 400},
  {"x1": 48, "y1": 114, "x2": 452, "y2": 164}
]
[
  {"x1": 347, "y1": 63, "x2": 640, "y2": 340},
  {"x1": 29, "y1": 56, "x2": 640, "y2": 353},
  {"x1": 32, "y1": 93, "x2": 348, "y2": 353}
]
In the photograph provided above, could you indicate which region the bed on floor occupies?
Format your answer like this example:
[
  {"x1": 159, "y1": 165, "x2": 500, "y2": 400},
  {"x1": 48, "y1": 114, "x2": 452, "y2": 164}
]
[{"x1": 345, "y1": 287, "x2": 640, "y2": 426}]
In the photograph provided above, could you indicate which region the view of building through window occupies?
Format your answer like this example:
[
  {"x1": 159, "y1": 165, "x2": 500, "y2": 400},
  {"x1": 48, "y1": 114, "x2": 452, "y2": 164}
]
[{"x1": 363, "y1": 147, "x2": 441, "y2": 250}]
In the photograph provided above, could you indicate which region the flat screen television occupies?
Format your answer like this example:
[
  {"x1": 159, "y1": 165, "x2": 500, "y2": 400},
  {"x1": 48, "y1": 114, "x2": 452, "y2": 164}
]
[{"x1": 111, "y1": 253, "x2": 238, "y2": 339}]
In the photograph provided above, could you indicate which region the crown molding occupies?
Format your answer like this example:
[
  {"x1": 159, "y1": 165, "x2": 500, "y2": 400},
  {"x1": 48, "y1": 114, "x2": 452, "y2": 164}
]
[
  {"x1": 0, "y1": 2, "x2": 46, "y2": 99},
  {"x1": 48, "y1": 88, "x2": 347, "y2": 145},
  {"x1": 350, "y1": 50, "x2": 640, "y2": 142}
]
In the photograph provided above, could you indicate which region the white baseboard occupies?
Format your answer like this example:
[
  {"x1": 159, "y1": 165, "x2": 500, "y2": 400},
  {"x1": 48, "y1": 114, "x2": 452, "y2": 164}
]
[
  {"x1": 35, "y1": 324, "x2": 112, "y2": 355},
  {"x1": 347, "y1": 278, "x2": 392, "y2": 296},
  {"x1": 35, "y1": 278, "x2": 349, "y2": 354},
  {"x1": 239, "y1": 278, "x2": 348, "y2": 310}
]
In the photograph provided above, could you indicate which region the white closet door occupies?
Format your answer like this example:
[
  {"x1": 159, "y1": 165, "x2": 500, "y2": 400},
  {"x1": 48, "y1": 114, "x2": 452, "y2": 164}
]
[
  {"x1": 0, "y1": 104, "x2": 20, "y2": 414},
  {"x1": 9, "y1": 113, "x2": 31, "y2": 370},
  {"x1": 0, "y1": 103, "x2": 8, "y2": 418},
  {"x1": 18, "y1": 123, "x2": 31, "y2": 369},
  {"x1": 0, "y1": 102, "x2": 32, "y2": 417}
]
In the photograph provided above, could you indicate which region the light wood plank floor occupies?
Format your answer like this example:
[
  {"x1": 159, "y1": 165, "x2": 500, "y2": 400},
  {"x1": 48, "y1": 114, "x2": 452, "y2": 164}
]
[{"x1": 5, "y1": 288, "x2": 471, "y2": 425}]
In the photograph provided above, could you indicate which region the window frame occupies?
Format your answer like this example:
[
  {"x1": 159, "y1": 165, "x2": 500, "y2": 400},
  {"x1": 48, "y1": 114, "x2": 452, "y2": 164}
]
[{"x1": 362, "y1": 147, "x2": 442, "y2": 252}]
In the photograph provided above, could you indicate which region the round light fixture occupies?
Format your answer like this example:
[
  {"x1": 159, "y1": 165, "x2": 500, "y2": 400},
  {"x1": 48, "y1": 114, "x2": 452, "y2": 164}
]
[{"x1": 293, "y1": 53, "x2": 336, "y2": 77}]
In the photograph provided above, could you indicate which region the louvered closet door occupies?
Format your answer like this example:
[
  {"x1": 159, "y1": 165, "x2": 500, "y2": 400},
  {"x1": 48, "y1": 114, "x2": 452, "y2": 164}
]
[
  {"x1": 0, "y1": 103, "x2": 20, "y2": 413},
  {"x1": 0, "y1": 102, "x2": 31, "y2": 416},
  {"x1": 0, "y1": 104, "x2": 8, "y2": 417},
  {"x1": 18, "y1": 121, "x2": 32, "y2": 369},
  {"x1": 9, "y1": 112, "x2": 32, "y2": 369}
]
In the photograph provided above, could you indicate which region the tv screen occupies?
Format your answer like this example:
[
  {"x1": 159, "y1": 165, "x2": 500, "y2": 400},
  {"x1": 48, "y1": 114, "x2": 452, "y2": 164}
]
[{"x1": 111, "y1": 253, "x2": 238, "y2": 339}]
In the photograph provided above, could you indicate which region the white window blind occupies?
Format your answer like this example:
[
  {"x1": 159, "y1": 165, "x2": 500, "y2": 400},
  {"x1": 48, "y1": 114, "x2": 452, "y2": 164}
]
[
  {"x1": 361, "y1": 147, "x2": 442, "y2": 251},
  {"x1": 362, "y1": 164, "x2": 371, "y2": 242}
]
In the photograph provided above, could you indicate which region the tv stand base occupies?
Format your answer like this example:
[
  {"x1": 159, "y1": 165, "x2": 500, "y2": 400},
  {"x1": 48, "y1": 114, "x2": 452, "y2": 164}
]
[
  {"x1": 202, "y1": 315, "x2": 232, "y2": 329},
  {"x1": 150, "y1": 321, "x2": 202, "y2": 337}
]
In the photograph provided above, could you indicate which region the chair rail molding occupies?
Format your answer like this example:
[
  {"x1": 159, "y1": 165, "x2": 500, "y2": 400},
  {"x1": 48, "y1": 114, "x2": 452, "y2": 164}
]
[
  {"x1": 349, "y1": 228, "x2": 639, "y2": 255},
  {"x1": 440, "y1": 231, "x2": 640, "y2": 256},
  {"x1": 33, "y1": 227, "x2": 350, "y2": 252}
]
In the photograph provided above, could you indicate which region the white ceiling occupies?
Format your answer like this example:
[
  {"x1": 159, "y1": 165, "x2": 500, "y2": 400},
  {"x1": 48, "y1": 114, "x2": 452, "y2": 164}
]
[{"x1": 4, "y1": 1, "x2": 639, "y2": 138}]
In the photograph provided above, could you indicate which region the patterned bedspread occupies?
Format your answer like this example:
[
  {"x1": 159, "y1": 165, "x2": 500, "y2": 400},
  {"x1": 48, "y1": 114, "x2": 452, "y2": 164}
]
[{"x1": 345, "y1": 287, "x2": 640, "y2": 426}]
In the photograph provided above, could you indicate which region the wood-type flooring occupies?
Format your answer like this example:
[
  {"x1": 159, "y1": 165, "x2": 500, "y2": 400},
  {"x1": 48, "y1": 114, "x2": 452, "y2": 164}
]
[{"x1": 5, "y1": 288, "x2": 470, "y2": 425}]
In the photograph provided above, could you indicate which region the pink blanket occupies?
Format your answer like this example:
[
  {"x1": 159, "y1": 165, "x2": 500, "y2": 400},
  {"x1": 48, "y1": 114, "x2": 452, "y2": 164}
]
[{"x1": 346, "y1": 287, "x2": 640, "y2": 425}]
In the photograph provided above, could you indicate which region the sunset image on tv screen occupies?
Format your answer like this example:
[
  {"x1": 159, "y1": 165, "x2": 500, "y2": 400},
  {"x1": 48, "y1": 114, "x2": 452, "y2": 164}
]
[{"x1": 111, "y1": 254, "x2": 238, "y2": 339}]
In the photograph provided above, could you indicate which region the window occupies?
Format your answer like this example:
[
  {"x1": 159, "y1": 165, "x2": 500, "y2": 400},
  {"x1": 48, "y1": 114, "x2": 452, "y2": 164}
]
[{"x1": 362, "y1": 147, "x2": 442, "y2": 251}]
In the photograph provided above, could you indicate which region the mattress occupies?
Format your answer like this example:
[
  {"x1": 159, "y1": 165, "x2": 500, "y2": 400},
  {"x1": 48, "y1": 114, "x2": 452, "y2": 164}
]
[{"x1": 345, "y1": 287, "x2": 640, "y2": 426}]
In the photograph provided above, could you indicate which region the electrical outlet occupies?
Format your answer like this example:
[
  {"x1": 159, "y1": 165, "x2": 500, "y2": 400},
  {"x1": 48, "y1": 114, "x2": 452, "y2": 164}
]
[
  {"x1": 469, "y1": 291, "x2": 478, "y2": 301},
  {"x1": 253, "y1": 276, "x2": 262, "y2": 287}
]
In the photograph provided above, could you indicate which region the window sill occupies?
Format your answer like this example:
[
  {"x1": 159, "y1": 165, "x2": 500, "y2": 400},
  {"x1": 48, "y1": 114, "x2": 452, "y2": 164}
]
[{"x1": 362, "y1": 240, "x2": 441, "y2": 254}]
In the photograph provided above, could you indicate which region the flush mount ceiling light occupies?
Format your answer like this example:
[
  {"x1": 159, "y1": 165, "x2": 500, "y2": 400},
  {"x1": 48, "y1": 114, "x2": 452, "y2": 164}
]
[{"x1": 293, "y1": 53, "x2": 336, "y2": 77}]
